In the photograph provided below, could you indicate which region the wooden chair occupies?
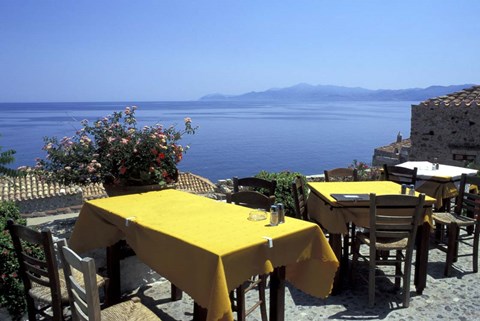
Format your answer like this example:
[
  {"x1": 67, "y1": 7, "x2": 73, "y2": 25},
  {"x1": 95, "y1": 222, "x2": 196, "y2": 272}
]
[
  {"x1": 59, "y1": 243, "x2": 161, "y2": 321},
  {"x1": 350, "y1": 193, "x2": 425, "y2": 307},
  {"x1": 432, "y1": 173, "x2": 480, "y2": 276},
  {"x1": 227, "y1": 190, "x2": 274, "y2": 211},
  {"x1": 233, "y1": 176, "x2": 276, "y2": 196},
  {"x1": 226, "y1": 191, "x2": 270, "y2": 321},
  {"x1": 7, "y1": 220, "x2": 65, "y2": 321},
  {"x1": 383, "y1": 164, "x2": 418, "y2": 185},
  {"x1": 324, "y1": 168, "x2": 359, "y2": 265},
  {"x1": 6, "y1": 220, "x2": 108, "y2": 321},
  {"x1": 291, "y1": 175, "x2": 309, "y2": 221},
  {"x1": 324, "y1": 167, "x2": 358, "y2": 182}
]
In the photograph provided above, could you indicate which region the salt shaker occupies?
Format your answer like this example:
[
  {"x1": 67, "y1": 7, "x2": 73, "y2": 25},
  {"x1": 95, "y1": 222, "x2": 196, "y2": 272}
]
[
  {"x1": 277, "y1": 203, "x2": 285, "y2": 224},
  {"x1": 270, "y1": 205, "x2": 278, "y2": 226}
]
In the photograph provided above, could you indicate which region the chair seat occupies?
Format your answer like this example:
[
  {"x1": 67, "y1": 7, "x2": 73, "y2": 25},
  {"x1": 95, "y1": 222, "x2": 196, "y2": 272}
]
[
  {"x1": 433, "y1": 212, "x2": 476, "y2": 227},
  {"x1": 356, "y1": 232, "x2": 408, "y2": 250},
  {"x1": 30, "y1": 268, "x2": 106, "y2": 304},
  {"x1": 101, "y1": 299, "x2": 161, "y2": 321}
]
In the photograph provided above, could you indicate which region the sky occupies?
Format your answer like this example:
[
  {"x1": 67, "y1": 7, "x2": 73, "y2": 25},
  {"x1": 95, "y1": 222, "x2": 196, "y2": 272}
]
[{"x1": 1, "y1": 0, "x2": 479, "y2": 102}]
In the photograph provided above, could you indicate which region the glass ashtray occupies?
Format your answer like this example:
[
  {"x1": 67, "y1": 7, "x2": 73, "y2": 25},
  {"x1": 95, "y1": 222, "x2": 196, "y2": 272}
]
[{"x1": 248, "y1": 209, "x2": 267, "y2": 221}]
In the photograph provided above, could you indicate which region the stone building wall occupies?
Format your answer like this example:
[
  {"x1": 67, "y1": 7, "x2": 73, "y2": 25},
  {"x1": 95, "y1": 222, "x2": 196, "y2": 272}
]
[{"x1": 410, "y1": 100, "x2": 480, "y2": 166}]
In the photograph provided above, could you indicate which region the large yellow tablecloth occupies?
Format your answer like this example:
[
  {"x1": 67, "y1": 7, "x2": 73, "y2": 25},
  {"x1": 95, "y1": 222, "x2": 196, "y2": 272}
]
[
  {"x1": 307, "y1": 181, "x2": 436, "y2": 234},
  {"x1": 69, "y1": 189, "x2": 338, "y2": 321}
]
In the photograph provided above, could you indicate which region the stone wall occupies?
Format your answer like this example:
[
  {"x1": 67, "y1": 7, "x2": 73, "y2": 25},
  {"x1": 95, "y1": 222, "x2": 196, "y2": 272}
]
[{"x1": 409, "y1": 102, "x2": 480, "y2": 166}]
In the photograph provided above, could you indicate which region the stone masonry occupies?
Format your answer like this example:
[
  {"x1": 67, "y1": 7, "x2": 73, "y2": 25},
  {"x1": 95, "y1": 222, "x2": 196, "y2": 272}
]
[{"x1": 409, "y1": 85, "x2": 480, "y2": 166}]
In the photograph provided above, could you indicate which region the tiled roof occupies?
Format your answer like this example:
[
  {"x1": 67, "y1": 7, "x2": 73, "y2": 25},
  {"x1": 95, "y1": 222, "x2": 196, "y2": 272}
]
[
  {"x1": 375, "y1": 138, "x2": 411, "y2": 153},
  {"x1": 177, "y1": 172, "x2": 216, "y2": 194},
  {"x1": 0, "y1": 174, "x2": 82, "y2": 202},
  {"x1": 418, "y1": 85, "x2": 480, "y2": 107},
  {"x1": 0, "y1": 171, "x2": 216, "y2": 203}
]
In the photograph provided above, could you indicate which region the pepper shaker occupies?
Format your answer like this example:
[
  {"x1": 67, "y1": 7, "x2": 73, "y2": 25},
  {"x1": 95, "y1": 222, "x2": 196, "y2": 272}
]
[
  {"x1": 408, "y1": 184, "x2": 415, "y2": 196},
  {"x1": 277, "y1": 203, "x2": 285, "y2": 224}
]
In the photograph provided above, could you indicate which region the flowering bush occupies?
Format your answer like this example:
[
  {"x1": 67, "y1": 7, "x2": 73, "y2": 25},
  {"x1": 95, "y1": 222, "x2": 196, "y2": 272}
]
[
  {"x1": 349, "y1": 159, "x2": 382, "y2": 181},
  {"x1": 36, "y1": 106, "x2": 196, "y2": 186}
]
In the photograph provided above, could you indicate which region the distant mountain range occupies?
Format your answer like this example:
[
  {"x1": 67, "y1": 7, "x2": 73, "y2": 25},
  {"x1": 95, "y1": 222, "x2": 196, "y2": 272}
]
[{"x1": 199, "y1": 83, "x2": 476, "y2": 102}]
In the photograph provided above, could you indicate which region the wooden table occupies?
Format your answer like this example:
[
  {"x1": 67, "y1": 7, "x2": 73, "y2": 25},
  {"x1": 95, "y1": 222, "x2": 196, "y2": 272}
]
[
  {"x1": 307, "y1": 181, "x2": 436, "y2": 295},
  {"x1": 69, "y1": 189, "x2": 339, "y2": 321},
  {"x1": 397, "y1": 161, "x2": 478, "y2": 210}
]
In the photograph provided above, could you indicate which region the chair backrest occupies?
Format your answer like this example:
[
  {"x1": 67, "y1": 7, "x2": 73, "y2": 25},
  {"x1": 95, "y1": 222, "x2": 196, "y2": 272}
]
[
  {"x1": 6, "y1": 220, "x2": 63, "y2": 320},
  {"x1": 455, "y1": 173, "x2": 480, "y2": 220},
  {"x1": 59, "y1": 244, "x2": 102, "y2": 321},
  {"x1": 233, "y1": 176, "x2": 276, "y2": 196},
  {"x1": 291, "y1": 175, "x2": 309, "y2": 221},
  {"x1": 226, "y1": 190, "x2": 273, "y2": 211},
  {"x1": 324, "y1": 168, "x2": 358, "y2": 182},
  {"x1": 383, "y1": 164, "x2": 418, "y2": 185},
  {"x1": 369, "y1": 193, "x2": 426, "y2": 251}
]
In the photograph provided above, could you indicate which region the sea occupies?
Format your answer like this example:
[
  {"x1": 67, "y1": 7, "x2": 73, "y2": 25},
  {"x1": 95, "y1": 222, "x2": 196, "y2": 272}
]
[{"x1": 0, "y1": 101, "x2": 414, "y2": 182}]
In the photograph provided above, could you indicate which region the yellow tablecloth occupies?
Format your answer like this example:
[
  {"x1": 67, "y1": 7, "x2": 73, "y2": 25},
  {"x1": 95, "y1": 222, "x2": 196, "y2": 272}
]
[
  {"x1": 307, "y1": 181, "x2": 436, "y2": 234},
  {"x1": 69, "y1": 189, "x2": 339, "y2": 321}
]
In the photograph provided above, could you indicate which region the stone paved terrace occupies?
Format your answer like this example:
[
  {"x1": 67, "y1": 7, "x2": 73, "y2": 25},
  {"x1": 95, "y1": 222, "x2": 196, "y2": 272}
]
[
  {"x1": 13, "y1": 212, "x2": 480, "y2": 321},
  {"x1": 123, "y1": 241, "x2": 480, "y2": 321}
]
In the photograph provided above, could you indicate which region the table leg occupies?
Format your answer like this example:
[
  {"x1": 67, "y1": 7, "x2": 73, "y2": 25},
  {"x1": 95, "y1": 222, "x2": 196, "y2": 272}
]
[
  {"x1": 329, "y1": 233, "x2": 343, "y2": 295},
  {"x1": 269, "y1": 266, "x2": 286, "y2": 321},
  {"x1": 414, "y1": 222, "x2": 430, "y2": 294},
  {"x1": 171, "y1": 284, "x2": 183, "y2": 301},
  {"x1": 193, "y1": 302, "x2": 207, "y2": 321},
  {"x1": 106, "y1": 241, "x2": 121, "y2": 305}
]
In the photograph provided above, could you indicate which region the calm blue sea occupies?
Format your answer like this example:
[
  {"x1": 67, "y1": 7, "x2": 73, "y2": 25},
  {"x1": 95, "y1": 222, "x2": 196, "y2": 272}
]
[{"x1": 0, "y1": 101, "x2": 414, "y2": 182}]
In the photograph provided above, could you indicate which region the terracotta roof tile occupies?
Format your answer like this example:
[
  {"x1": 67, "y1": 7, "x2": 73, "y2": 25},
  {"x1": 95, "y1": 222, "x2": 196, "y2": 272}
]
[
  {"x1": 0, "y1": 171, "x2": 215, "y2": 204},
  {"x1": 418, "y1": 85, "x2": 480, "y2": 107},
  {"x1": 375, "y1": 138, "x2": 411, "y2": 153},
  {"x1": 176, "y1": 172, "x2": 216, "y2": 194}
]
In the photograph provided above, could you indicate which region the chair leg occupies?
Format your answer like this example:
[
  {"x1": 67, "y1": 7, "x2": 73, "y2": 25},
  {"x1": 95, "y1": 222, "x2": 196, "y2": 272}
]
[
  {"x1": 25, "y1": 295, "x2": 37, "y2": 321},
  {"x1": 259, "y1": 275, "x2": 268, "y2": 321},
  {"x1": 235, "y1": 285, "x2": 246, "y2": 321},
  {"x1": 434, "y1": 223, "x2": 444, "y2": 245},
  {"x1": 403, "y1": 253, "x2": 413, "y2": 308},
  {"x1": 368, "y1": 262, "x2": 375, "y2": 307},
  {"x1": 342, "y1": 224, "x2": 350, "y2": 268},
  {"x1": 473, "y1": 224, "x2": 479, "y2": 273},
  {"x1": 395, "y1": 250, "x2": 401, "y2": 289},
  {"x1": 445, "y1": 223, "x2": 459, "y2": 277},
  {"x1": 368, "y1": 247, "x2": 376, "y2": 307},
  {"x1": 349, "y1": 239, "x2": 360, "y2": 286}
]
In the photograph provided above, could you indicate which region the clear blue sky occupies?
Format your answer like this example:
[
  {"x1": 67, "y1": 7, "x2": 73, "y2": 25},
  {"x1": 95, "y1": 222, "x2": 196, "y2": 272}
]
[{"x1": 1, "y1": 0, "x2": 479, "y2": 102}]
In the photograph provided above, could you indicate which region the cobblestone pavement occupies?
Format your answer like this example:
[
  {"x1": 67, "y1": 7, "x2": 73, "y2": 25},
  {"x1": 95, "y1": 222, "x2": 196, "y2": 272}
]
[{"x1": 127, "y1": 239, "x2": 479, "y2": 321}]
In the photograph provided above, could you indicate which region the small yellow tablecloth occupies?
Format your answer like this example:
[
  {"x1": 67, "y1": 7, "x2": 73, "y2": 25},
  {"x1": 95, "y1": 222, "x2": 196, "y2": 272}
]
[
  {"x1": 69, "y1": 189, "x2": 338, "y2": 321},
  {"x1": 307, "y1": 181, "x2": 436, "y2": 234}
]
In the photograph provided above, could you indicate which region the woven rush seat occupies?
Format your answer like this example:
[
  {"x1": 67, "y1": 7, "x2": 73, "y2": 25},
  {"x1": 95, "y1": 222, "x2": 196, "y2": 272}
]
[
  {"x1": 355, "y1": 233, "x2": 408, "y2": 250},
  {"x1": 432, "y1": 212, "x2": 476, "y2": 226},
  {"x1": 101, "y1": 298, "x2": 160, "y2": 321},
  {"x1": 30, "y1": 268, "x2": 106, "y2": 304}
]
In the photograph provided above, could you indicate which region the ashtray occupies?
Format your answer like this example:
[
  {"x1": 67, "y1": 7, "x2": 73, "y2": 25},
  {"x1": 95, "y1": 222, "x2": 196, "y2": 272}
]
[{"x1": 248, "y1": 209, "x2": 267, "y2": 221}]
